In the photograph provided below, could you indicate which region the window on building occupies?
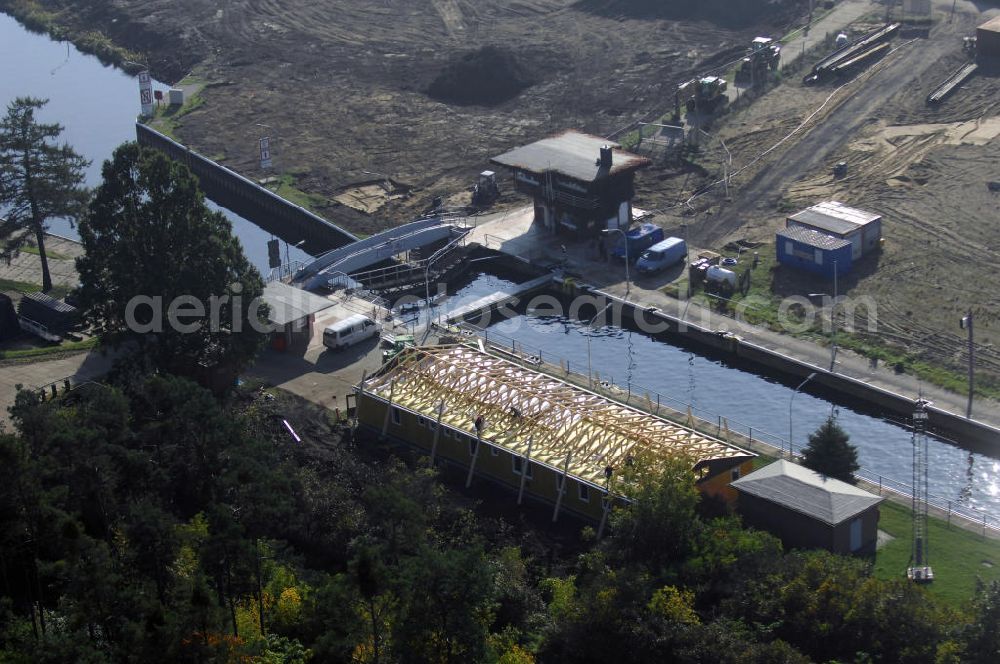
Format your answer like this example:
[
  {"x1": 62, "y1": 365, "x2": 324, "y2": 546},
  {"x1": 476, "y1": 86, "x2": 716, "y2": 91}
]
[
  {"x1": 442, "y1": 426, "x2": 452, "y2": 439},
  {"x1": 578, "y1": 482, "x2": 590, "y2": 503},
  {"x1": 416, "y1": 415, "x2": 426, "y2": 428},
  {"x1": 391, "y1": 407, "x2": 401, "y2": 425},
  {"x1": 731, "y1": 467, "x2": 741, "y2": 482},
  {"x1": 513, "y1": 456, "x2": 533, "y2": 478},
  {"x1": 490, "y1": 445, "x2": 499, "y2": 457},
  {"x1": 426, "y1": 418, "x2": 436, "y2": 431},
  {"x1": 814, "y1": 248, "x2": 823, "y2": 265},
  {"x1": 785, "y1": 241, "x2": 794, "y2": 255}
]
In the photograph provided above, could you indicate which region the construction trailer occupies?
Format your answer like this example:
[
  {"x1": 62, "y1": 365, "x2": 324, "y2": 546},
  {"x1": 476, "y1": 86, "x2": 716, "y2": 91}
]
[
  {"x1": 776, "y1": 226, "x2": 854, "y2": 279},
  {"x1": 731, "y1": 460, "x2": 884, "y2": 555},
  {"x1": 356, "y1": 344, "x2": 755, "y2": 522},
  {"x1": 490, "y1": 130, "x2": 651, "y2": 237},
  {"x1": 786, "y1": 201, "x2": 882, "y2": 262},
  {"x1": 18, "y1": 291, "x2": 80, "y2": 336},
  {"x1": 977, "y1": 16, "x2": 1000, "y2": 59}
]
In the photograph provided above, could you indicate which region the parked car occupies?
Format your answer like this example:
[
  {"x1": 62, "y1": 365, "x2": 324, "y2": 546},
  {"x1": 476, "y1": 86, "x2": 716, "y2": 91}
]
[
  {"x1": 636, "y1": 237, "x2": 687, "y2": 274},
  {"x1": 323, "y1": 314, "x2": 378, "y2": 350}
]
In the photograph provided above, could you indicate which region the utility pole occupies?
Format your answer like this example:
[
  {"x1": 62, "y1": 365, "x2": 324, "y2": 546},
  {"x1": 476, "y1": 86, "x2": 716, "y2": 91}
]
[
  {"x1": 961, "y1": 310, "x2": 974, "y2": 418},
  {"x1": 830, "y1": 259, "x2": 838, "y2": 371}
]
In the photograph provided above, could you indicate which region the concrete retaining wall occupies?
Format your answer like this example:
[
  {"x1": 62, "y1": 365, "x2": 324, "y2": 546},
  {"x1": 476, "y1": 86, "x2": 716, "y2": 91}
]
[
  {"x1": 577, "y1": 285, "x2": 1000, "y2": 448},
  {"x1": 135, "y1": 123, "x2": 357, "y2": 253}
]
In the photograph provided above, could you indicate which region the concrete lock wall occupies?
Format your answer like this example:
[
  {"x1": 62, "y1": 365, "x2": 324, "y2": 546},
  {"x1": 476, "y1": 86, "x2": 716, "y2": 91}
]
[
  {"x1": 603, "y1": 294, "x2": 1000, "y2": 448},
  {"x1": 135, "y1": 123, "x2": 357, "y2": 253}
]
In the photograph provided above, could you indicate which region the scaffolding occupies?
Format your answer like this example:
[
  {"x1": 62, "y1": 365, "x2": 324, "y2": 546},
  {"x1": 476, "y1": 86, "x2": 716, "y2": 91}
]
[
  {"x1": 359, "y1": 344, "x2": 752, "y2": 486},
  {"x1": 907, "y1": 399, "x2": 933, "y2": 583}
]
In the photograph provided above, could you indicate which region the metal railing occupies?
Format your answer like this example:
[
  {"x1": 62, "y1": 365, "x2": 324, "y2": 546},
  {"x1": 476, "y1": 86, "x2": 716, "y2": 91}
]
[
  {"x1": 455, "y1": 322, "x2": 1000, "y2": 536},
  {"x1": 266, "y1": 260, "x2": 308, "y2": 283}
]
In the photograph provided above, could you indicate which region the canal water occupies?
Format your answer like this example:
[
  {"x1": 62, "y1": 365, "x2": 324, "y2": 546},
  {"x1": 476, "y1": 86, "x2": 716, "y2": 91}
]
[
  {"x1": 433, "y1": 270, "x2": 1000, "y2": 520},
  {"x1": 0, "y1": 13, "x2": 310, "y2": 274}
]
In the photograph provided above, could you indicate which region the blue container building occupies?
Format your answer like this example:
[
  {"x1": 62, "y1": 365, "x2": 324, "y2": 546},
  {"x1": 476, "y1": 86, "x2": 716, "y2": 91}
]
[{"x1": 776, "y1": 226, "x2": 853, "y2": 279}]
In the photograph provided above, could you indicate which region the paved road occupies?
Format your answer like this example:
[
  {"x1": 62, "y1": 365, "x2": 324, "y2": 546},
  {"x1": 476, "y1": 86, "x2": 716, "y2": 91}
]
[
  {"x1": 0, "y1": 348, "x2": 118, "y2": 426},
  {"x1": 469, "y1": 207, "x2": 1000, "y2": 431}
]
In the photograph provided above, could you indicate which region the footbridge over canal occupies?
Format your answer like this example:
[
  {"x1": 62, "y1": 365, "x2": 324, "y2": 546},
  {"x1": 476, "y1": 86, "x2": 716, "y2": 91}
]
[{"x1": 294, "y1": 211, "x2": 475, "y2": 291}]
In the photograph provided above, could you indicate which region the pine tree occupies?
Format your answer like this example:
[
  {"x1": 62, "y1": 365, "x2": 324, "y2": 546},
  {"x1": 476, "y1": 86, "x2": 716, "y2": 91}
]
[
  {"x1": 801, "y1": 415, "x2": 860, "y2": 483},
  {"x1": 0, "y1": 97, "x2": 90, "y2": 292}
]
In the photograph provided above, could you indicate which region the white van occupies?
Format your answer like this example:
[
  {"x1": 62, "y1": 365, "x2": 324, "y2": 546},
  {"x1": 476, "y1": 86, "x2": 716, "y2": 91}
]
[
  {"x1": 636, "y1": 237, "x2": 687, "y2": 274},
  {"x1": 323, "y1": 314, "x2": 378, "y2": 351}
]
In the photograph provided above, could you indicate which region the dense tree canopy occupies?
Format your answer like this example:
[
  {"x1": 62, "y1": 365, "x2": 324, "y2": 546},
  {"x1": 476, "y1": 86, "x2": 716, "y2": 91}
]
[
  {"x1": 0, "y1": 97, "x2": 89, "y2": 292},
  {"x1": 76, "y1": 142, "x2": 267, "y2": 377},
  {"x1": 0, "y1": 379, "x2": 989, "y2": 663}
]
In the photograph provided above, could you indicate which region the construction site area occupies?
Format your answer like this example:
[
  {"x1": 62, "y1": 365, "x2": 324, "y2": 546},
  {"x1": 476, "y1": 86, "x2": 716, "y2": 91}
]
[{"x1": 15, "y1": 0, "x2": 1000, "y2": 389}]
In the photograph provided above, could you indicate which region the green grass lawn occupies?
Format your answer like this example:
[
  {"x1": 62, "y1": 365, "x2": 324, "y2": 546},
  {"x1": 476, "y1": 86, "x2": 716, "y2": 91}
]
[
  {"x1": 669, "y1": 245, "x2": 1000, "y2": 400},
  {"x1": 0, "y1": 278, "x2": 71, "y2": 300},
  {"x1": 874, "y1": 500, "x2": 1000, "y2": 607},
  {"x1": 20, "y1": 244, "x2": 70, "y2": 260},
  {"x1": 0, "y1": 336, "x2": 98, "y2": 361}
]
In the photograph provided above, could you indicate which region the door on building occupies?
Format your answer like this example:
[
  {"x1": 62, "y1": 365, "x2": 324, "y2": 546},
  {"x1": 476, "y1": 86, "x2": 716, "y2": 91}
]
[{"x1": 849, "y1": 517, "x2": 863, "y2": 552}]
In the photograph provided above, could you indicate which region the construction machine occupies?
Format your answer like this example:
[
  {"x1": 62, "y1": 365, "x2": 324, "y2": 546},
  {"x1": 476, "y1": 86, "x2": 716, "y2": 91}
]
[
  {"x1": 735, "y1": 37, "x2": 781, "y2": 85},
  {"x1": 681, "y1": 76, "x2": 728, "y2": 113},
  {"x1": 471, "y1": 170, "x2": 500, "y2": 208}
]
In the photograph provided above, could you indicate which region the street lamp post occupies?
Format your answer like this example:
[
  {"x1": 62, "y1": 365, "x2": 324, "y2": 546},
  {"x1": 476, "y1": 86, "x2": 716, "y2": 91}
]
[
  {"x1": 961, "y1": 310, "x2": 974, "y2": 418},
  {"x1": 285, "y1": 239, "x2": 305, "y2": 279},
  {"x1": 601, "y1": 228, "x2": 630, "y2": 299},
  {"x1": 789, "y1": 372, "x2": 817, "y2": 459},
  {"x1": 587, "y1": 302, "x2": 615, "y2": 389}
]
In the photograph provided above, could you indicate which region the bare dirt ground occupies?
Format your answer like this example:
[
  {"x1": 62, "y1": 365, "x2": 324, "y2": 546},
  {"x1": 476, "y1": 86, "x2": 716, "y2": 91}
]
[
  {"x1": 19, "y1": 0, "x2": 808, "y2": 235},
  {"x1": 644, "y1": 2, "x2": 1000, "y2": 384}
]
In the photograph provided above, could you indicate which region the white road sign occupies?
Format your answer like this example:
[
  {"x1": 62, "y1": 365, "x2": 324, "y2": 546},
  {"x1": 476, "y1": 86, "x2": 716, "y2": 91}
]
[
  {"x1": 138, "y1": 70, "x2": 154, "y2": 117},
  {"x1": 259, "y1": 136, "x2": 273, "y2": 170}
]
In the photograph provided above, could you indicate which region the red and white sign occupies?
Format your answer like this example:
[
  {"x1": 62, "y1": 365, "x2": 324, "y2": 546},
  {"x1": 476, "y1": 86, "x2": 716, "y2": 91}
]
[
  {"x1": 259, "y1": 136, "x2": 273, "y2": 170},
  {"x1": 138, "y1": 70, "x2": 154, "y2": 117}
]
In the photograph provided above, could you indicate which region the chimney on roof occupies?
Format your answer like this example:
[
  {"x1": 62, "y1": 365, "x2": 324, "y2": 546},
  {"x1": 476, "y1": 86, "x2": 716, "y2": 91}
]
[{"x1": 599, "y1": 145, "x2": 613, "y2": 169}]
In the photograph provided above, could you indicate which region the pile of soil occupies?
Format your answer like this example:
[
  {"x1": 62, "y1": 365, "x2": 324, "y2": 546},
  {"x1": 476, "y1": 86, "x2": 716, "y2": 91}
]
[{"x1": 427, "y1": 46, "x2": 537, "y2": 107}]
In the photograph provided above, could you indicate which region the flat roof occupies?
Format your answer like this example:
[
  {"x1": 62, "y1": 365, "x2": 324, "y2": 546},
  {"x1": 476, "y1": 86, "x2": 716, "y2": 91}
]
[
  {"x1": 361, "y1": 344, "x2": 752, "y2": 486},
  {"x1": 262, "y1": 281, "x2": 335, "y2": 326},
  {"x1": 788, "y1": 201, "x2": 881, "y2": 236},
  {"x1": 777, "y1": 225, "x2": 852, "y2": 251},
  {"x1": 490, "y1": 130, "x2": 651, "y2": 183},
  {"x1": 731, "y1": 460, "x2": 883, "y2": 526},
  {"x1": 21, "y1": 291, "x2": 77, "y2": 314}
]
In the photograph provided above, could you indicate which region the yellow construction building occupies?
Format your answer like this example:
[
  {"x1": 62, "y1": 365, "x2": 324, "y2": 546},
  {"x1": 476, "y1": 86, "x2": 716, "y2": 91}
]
[{"x1": 355, "y1": 343, "x2": 754, "y2": 523}]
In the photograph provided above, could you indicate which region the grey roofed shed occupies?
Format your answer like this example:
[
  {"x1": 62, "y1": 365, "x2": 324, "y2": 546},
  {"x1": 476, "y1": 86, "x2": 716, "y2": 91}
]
[
  {"x1": 787, "y1": 201, "x2": 881, "y2": 237},
  {"x1": 777, "y1": 225, "x2": 852, "y2": 251},
  {"x1": 731, "y1": 459, "x2": 882, "y2": 526},
  {"x1": 262, "y1": 281, "x2": 334, "y2": 327},
  {"x1": 490, "y1": 130, "x2": 651, "y2": 182}
]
